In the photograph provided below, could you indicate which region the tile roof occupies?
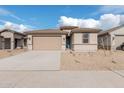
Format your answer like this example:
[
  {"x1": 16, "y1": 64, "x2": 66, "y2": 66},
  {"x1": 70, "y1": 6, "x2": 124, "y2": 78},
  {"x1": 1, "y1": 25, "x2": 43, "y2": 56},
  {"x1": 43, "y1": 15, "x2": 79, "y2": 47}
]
[
  {"x1": 71, "y1": 28, "x2": 101, "y2": 33},
  {"x1": 24, "y1": 29, "x2": 68, "y2": 35},
  {"x1": 60, "y1": 26, "x2": 78, "y2": 30}
]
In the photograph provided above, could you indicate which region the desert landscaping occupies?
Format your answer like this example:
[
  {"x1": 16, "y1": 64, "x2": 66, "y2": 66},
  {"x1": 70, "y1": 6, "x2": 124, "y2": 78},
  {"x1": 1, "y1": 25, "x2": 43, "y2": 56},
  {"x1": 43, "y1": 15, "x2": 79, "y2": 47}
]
[
  {"x1": 0, "y1": 49, "x2": 124, "y2": 71},
  {"x1": 61, "y1": 50, "x2": 124, "y2": 70},
  {"x1": 0, "y1": 49, "x2": 27, "y2": 59}
]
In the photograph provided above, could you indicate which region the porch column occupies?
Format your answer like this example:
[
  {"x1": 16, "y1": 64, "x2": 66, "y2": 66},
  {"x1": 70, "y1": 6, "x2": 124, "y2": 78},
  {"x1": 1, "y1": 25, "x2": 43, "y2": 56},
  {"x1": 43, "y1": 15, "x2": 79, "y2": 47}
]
[
  {"x1": 11, "y1": 36, "x2": 15, "y2": 50},
  {"x1": 2, "y1": 38, "x2": 5, "y2": 50},
  {"x1": 27, "y1": 35, "x2": 33, "y2": 50},
  {"x1": 62, "y1": 35, "x2": 66, "y2": 50},
  {"x1": 21, "y1": 39, "x2": 24, "y2": 48}
]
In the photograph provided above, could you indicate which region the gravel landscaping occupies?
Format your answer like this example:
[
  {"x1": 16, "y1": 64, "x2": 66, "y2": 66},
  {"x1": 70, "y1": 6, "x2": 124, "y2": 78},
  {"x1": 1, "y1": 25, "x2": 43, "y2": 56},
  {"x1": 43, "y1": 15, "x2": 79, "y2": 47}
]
[{"x1": 61, "y1": 50, "x2": 124, "y2": 70}]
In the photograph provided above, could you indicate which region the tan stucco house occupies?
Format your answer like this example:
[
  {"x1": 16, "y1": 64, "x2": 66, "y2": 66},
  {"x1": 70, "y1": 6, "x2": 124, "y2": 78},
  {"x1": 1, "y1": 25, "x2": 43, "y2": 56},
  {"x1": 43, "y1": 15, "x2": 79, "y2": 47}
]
[
  {"x1": 0, "y1": 29, "x2": 27, "y2": 50},
  {"x1": 98, "y1": 25, "x2": 124, "y2": 51},
  {"x1": 25, "y1": 26, "x2": 101, "y2": 52}
]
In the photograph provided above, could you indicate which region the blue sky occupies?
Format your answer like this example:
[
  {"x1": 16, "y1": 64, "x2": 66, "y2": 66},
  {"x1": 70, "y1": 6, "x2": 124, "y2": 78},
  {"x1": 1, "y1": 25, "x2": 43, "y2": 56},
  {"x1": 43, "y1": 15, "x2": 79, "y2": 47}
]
[{"x1": 0, "y1": 5, "x2": 124, "y2": 31}]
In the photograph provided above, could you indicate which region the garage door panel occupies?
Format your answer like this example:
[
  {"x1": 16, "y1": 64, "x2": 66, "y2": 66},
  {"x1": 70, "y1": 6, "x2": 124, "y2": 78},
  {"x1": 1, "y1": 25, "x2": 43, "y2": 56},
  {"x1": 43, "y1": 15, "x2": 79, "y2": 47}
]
[{"x1": 33, "y1": 36, "x2": 61, "y2": 50}]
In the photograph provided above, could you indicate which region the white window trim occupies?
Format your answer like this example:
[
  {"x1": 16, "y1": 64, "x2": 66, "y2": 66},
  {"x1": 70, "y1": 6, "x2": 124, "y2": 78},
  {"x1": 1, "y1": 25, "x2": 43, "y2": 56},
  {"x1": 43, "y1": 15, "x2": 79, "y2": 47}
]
[{"x1": 82, "y1": 33, "x2": 89, "y2": 44}]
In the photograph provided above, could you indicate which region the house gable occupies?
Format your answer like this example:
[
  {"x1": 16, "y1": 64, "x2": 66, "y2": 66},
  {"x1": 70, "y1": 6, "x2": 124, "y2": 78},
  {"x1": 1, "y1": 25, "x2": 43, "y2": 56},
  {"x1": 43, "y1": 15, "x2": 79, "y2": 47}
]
[
  {"x1": 0, "y1": 31, "x2": 14, "y2": 38},
  {"x1": 110, "y1": 26, "x2": 124, "y2": 36}
]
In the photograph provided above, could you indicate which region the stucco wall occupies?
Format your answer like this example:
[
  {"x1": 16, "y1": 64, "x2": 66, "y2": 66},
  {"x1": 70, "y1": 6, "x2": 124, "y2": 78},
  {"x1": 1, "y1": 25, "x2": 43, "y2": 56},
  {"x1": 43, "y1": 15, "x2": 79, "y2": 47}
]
[
  {"x1": 1, "y1": 31, "x2": 13, "y2": 38},
  {"x1": 73, "y1": 44, "x2": 97, "y2": 52},
  {"x1": 72, "y1": 33, "x2": 98, "y2": 52},
  {"x1": 110, "y1": 27, "x2": 124, "y2": 51},
  {"x1": 14, "y1": 33, "x2": 24, "y2": 39},
  {"x1": 110, "y1": 27, "x2": 124, "y2": 35},
  {"x1": 113, "y1": 35, "x2": 124, "y2": 50}
]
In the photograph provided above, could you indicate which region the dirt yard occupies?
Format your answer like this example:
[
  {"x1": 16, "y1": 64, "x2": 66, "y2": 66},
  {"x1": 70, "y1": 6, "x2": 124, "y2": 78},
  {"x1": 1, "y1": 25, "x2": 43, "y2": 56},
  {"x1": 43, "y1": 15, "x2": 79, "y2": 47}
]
[
  {"x1": 0, "y1": 49, "x2": 27, "y2": 59},
  {"x1": 61, "y1": 50, "x2": 124, "y2": 70}
]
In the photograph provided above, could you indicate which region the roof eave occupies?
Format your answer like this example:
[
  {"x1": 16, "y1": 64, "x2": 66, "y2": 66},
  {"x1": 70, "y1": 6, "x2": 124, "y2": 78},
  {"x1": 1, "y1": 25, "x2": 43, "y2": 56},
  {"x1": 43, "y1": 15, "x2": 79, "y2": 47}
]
[
  {"x1": 0, "y1": 29, "x2": 25, "y2": 36},
  {"x1": 25, "y1": 32, "x2": 68, "y2": 35}
]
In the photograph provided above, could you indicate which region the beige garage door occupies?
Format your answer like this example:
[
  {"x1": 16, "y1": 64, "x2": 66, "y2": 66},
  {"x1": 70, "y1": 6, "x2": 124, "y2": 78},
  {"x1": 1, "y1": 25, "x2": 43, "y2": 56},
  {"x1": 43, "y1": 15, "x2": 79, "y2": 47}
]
[{"x1": 33, "y1": 36, "x2": 61, "y2": 50}]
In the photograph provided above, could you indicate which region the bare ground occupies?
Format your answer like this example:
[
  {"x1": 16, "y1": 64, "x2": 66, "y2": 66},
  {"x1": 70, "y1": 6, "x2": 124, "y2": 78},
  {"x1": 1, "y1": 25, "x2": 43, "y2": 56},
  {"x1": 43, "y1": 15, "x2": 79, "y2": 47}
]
[
  {"x1": 61, "y1": 50, "x2": 124, "y2": 70},
  {"x1": 0, "y1": 49, "x2": 27, "y2": 59}
]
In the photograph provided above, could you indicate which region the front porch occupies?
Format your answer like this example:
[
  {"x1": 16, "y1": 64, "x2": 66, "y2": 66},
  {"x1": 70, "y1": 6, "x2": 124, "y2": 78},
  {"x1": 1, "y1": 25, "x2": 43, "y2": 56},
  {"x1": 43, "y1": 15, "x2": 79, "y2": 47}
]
[{"x1": 1, "y1": 37, "x2": 27, "y2": 50}]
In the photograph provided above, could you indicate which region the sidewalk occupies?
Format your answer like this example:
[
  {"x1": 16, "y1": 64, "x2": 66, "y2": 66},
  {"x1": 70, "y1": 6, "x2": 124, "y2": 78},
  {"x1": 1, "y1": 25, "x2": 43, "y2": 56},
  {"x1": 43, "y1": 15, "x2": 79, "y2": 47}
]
[{"x1": 0, "y1": 70, "x2": 124, "y2": 88}]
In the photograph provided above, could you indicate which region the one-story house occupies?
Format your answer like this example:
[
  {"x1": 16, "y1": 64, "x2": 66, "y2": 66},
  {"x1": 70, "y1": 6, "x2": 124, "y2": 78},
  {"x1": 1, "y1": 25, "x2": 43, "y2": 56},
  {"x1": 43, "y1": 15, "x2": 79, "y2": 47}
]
[
  {"x1": 0, "y1": 29, "x2": 27, "y2": 50},
  {"x1": 98, "y1": 25, "x2": 124, "y2": 51},
  {"x1": 25, "y1": 26, "x2": 101, "y2": 52}
]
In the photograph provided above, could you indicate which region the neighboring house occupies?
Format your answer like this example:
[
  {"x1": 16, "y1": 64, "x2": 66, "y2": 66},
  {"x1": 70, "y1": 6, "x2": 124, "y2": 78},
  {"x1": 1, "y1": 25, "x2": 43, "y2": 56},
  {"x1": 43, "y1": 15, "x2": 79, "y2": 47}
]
[
  {"x1": 25, "y1": 29, "x2": 68, "y2": 50},
  {"x1": 98, "y1": 25, "x2": 124, "y2": 51},
  {"x1": 0, "y1": 36, "x2": 4, "y2": 49},
  {"x1": 25, "y1": 26, "x2": 101, "y2": 52},
  {"x1": 0, "y1": 29, "x2": 27, "y2": 50}
]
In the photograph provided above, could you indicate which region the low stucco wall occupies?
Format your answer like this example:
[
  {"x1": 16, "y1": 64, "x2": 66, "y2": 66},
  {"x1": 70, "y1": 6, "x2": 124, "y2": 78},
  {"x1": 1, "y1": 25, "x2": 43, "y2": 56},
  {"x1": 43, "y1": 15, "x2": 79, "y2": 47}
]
[{"x1": 72, "y1": 44, "x2": 97, "y2": 52}]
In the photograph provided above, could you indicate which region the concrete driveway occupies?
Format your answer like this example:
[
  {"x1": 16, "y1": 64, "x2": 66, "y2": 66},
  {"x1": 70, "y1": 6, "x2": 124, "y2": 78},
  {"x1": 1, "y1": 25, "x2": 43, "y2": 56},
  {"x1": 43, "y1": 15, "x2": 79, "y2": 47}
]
[{"x1": 0, "y1": 51, "x2": 61, "y2": 70}]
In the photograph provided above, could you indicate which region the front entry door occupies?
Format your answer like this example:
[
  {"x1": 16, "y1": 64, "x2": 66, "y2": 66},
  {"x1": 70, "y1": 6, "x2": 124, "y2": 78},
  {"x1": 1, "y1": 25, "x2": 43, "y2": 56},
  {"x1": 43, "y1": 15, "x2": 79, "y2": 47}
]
[
  {"x1": 4, "y1": 38, "x2": 11, "y2": 49},
  {"x1": 66, "y1": 36, "x2": 71, "y2": 49}
]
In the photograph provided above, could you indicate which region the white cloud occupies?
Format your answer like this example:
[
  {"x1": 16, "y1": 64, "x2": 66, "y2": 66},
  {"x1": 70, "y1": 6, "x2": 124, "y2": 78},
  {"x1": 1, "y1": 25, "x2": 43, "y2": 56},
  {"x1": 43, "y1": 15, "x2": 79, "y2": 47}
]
[
  {"x1": 58, "y1": 16, "x2": 100, "y2": 28},
  {"x1": 2, "y1": 21, "x2": 31, "y2": 32},
  {"x1": 99, "y1": 14, "x2": 120, "y2": 30},
  {"x1": 58, "y1": 14, "x2": 124, "y2": 30},
  {"x1": 0, "y1": 8, "x2": 24, "y2": 21}
]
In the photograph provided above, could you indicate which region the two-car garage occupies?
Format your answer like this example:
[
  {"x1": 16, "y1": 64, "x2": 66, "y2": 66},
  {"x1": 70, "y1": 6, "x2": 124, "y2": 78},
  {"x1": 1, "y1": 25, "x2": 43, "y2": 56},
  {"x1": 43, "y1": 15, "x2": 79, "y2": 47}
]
[{"x1": 32, "y1": 36, "x2": 62, "y2": 50}]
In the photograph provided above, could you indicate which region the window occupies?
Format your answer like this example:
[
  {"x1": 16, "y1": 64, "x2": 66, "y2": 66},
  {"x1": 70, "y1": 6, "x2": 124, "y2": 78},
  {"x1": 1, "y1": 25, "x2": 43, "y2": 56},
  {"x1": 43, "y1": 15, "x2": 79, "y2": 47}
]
[{"x1": 83, "y1": 33, "x2": 89, "y2": 43}]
